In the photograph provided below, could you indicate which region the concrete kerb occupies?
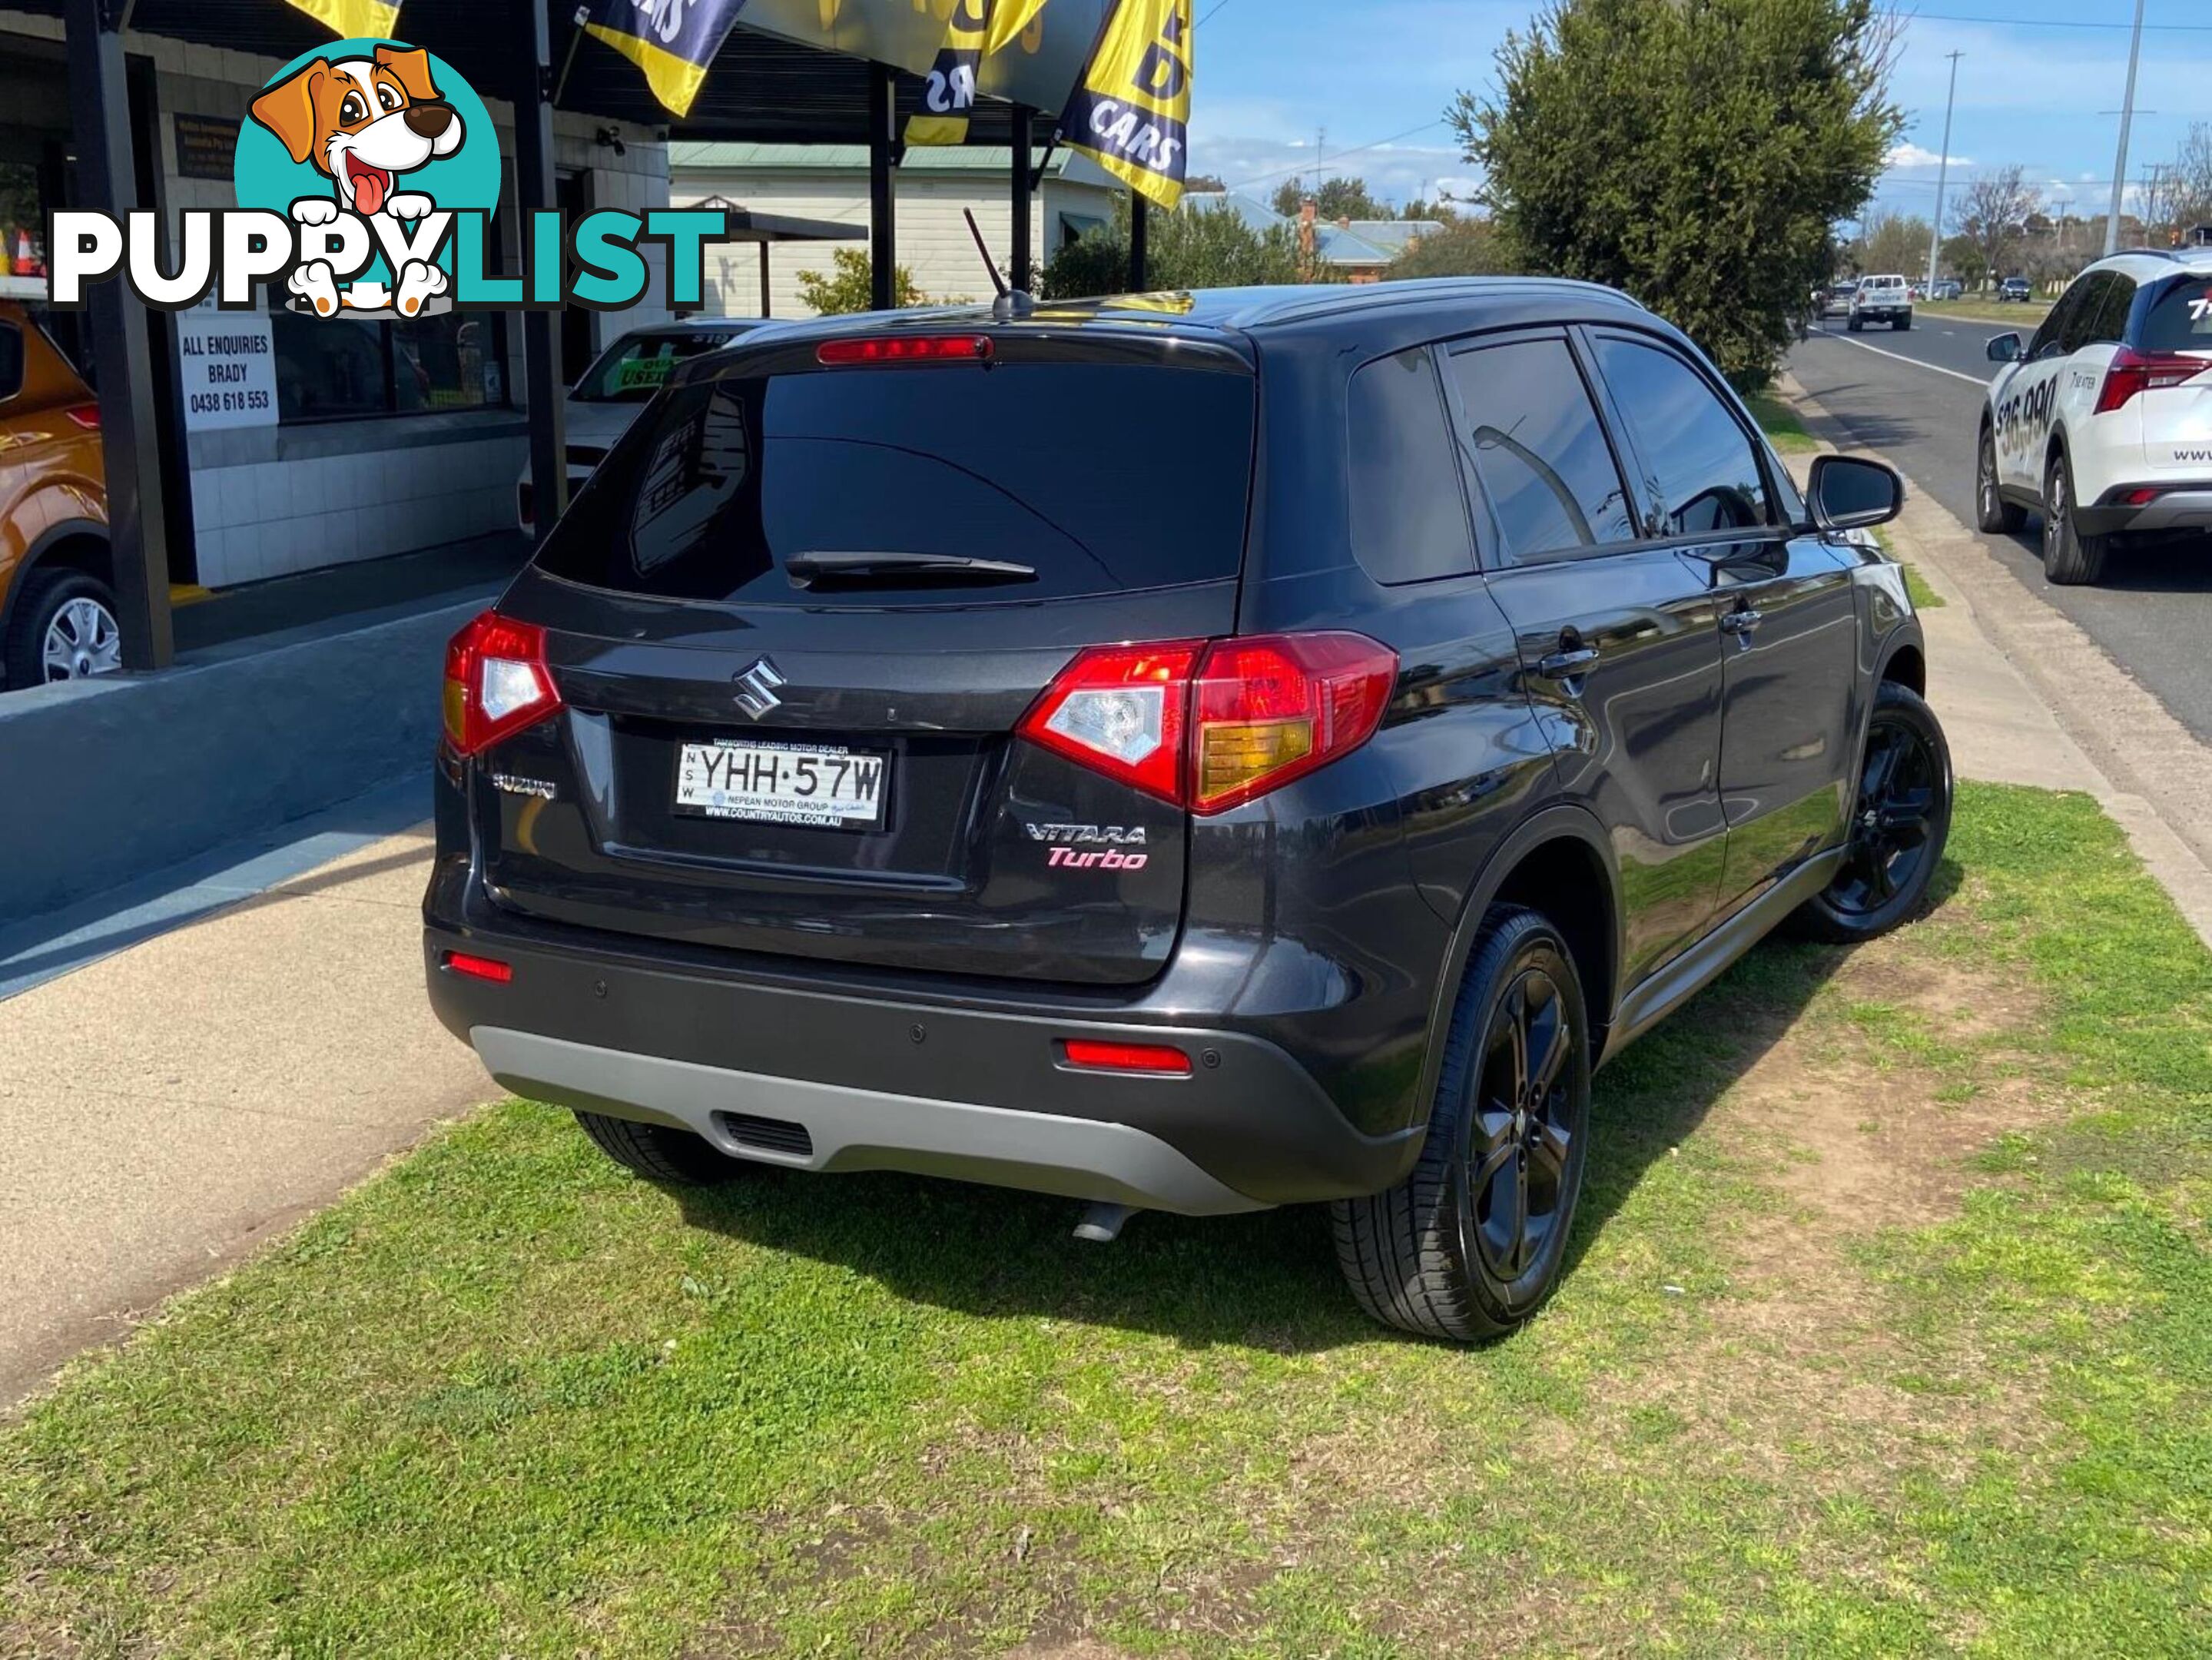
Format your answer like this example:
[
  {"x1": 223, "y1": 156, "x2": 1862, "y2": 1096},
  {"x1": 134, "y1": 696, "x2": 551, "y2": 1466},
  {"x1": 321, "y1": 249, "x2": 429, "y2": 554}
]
[{"x1": 1779, "y1": 370, "x2": 2212, "y2": 950}]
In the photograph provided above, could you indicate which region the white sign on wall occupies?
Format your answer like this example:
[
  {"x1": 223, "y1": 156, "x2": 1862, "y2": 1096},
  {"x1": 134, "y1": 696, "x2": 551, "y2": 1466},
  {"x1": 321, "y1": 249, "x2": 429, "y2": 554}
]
[{"x1": 177, "y1": 310, "x2": 277, "y2": 431}]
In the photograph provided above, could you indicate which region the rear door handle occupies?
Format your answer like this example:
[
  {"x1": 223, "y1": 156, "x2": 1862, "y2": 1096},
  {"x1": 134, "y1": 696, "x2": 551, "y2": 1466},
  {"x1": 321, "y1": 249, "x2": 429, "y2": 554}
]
[
  {"x1": 1720, "y1": 608, "x2": 1764, "y2": 636},
  {"x1": 1537, "y1": 646, "x2": 1600, "y2": 678}
]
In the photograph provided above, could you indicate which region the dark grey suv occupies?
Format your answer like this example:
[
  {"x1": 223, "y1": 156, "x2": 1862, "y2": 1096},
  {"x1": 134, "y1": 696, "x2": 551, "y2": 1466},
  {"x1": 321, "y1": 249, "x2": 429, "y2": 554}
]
[{"x1": 424, "y1": 280, "x2": 1948, "y2": 1340}]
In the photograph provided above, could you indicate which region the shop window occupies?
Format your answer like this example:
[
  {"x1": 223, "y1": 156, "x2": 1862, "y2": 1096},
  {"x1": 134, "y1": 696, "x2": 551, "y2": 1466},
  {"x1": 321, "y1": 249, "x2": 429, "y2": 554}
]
[{"x1": 271, "y1": 307, "x2": 507, "y2": 421}]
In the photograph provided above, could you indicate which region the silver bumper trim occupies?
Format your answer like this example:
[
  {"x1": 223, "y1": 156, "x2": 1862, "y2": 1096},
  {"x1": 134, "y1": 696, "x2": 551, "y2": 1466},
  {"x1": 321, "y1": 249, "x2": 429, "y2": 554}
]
[{"x1": 471, "y1": 1026, "x2": 1267, "y2": 1216}]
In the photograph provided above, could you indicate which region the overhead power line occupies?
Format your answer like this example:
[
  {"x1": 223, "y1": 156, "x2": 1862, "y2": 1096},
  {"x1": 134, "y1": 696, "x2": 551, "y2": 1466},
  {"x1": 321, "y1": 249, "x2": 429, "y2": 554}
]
[
  {"x1": 1895, "y1": 8, "x2": 2212, "y2": 32},
  {"x1": 1225, "y1": 119, "x2": 1451, "y2": 192}
]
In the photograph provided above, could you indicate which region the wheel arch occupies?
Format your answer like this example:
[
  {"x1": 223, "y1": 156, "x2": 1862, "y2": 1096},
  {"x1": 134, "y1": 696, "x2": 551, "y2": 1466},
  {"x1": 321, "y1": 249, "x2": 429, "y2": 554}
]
[
  {"x1": 1413, "y1": 803, "x2": 1623, "y2": 1129},
  {"x1": 1877, "y1": 639, "x2": 1925, "y2": 697},
  {"x1": 1, "y1": 520, "x2": 114, "y2": 642}
]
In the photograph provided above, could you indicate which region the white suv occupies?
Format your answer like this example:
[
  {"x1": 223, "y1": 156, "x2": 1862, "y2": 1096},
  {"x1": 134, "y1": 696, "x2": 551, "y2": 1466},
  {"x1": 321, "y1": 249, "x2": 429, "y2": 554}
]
[
  {"x1": 1976, "y1": 249, "x2": 2212, "y2": 584},
  {"x1": 1849, "y1": 274, "x2": 1912, "y2": 332}
]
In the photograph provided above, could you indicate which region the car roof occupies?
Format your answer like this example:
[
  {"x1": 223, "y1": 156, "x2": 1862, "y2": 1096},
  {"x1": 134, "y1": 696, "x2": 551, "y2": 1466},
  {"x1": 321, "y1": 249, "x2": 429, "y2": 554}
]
[
  {"x1": 788, "y1": 277, "x2": 1652, "y2": 348},
  {"x1": 2080, "y1": 247, "x2": 2212, "y2": 284}
]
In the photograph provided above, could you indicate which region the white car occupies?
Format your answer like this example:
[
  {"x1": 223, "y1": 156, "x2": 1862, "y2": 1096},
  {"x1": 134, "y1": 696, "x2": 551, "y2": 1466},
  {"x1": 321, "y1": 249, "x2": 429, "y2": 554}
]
[
  {"x1": 1848, "y1": 274, "x2": 1912, "y2": 332},
  {"x1": 1976, "y1": 248, "x2": 2212, "y2": 584},
  {"x1": 518, "y1": 319, "x2": 764, "y2": 532}
]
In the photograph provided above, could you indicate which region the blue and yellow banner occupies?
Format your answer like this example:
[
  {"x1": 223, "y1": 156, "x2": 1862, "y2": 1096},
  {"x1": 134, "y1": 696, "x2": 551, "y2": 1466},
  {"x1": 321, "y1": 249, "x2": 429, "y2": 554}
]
[
  {"x1": 281, "y1": 0, "x2": 401, "y2": 40},
  {"x1": 905, "y1": 0, "x2": 1053, "y2": 146},
  {"x1": 582, "y1": 0, "x2": 753, "y2": 118},
  {"x1": 1060, "y1": 0, "x2": 1191, "y2": 209}
]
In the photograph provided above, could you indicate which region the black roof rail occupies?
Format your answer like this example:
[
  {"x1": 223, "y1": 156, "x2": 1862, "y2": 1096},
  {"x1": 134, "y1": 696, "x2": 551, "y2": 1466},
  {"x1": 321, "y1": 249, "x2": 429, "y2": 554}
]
[{"x1": 2111, "y1": 247, "x2": 2181, "y2": 261}]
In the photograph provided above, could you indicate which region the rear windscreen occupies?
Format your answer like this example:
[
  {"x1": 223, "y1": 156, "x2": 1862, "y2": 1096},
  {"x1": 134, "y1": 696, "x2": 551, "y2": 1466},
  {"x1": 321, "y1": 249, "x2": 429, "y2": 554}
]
[
  {"x1": 2141, "y1": 277, "x2": 2212, "y2": 354},
  {"x1": 534, "y1": 361, "x2": 1255, "y2": 605}
]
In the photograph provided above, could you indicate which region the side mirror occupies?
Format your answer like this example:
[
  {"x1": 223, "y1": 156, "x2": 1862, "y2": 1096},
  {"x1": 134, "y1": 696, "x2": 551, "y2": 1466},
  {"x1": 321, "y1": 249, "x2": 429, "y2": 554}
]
[
  {"x1": 1986, "y1": 333, "x2": 2022, "y2": 364},
  {"x1": 1807, "y1": 453, "x2": 1903, "y2": 533}
]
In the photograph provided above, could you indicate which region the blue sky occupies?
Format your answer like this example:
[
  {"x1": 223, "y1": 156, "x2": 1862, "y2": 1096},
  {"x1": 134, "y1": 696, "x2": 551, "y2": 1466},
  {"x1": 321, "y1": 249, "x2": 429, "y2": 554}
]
[{"x1": 1188, "y1": 1, "x2": 2210, "y2": 228}]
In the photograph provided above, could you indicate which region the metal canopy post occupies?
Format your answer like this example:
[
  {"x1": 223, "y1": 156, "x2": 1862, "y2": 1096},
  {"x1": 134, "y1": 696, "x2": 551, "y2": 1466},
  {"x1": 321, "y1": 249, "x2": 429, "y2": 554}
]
[
  {"x1": 515, "y1": 0, "x2": 565, "y2": 538},
  {"x1": 759, "y1": 242, "x2": 772, "y2": 317},
  {"x1": 65, "y1": 0, "x2": 171, "y2": 671},
  {"x1": 867, "y1": 61, "x2": 899, "y2": 310},
  {"x1": 1128, "y1": 191, "x2": 1148, "y2": 291},
  {"x1": 1009, "y1": 105, "x2": 1033, "y2": 291}
]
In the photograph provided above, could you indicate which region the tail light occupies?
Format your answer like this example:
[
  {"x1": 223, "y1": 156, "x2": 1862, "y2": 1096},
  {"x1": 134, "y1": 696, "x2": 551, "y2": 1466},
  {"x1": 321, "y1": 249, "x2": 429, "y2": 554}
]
[
  {"x1": 443, "y1": 609, "x2": 561, "y2": 756},
  {"x1": 441, "y1": 950, "x2": 513, "y2": 984},
  {"x1": 65, "y1": 403, "x2": 99, "y2": 430},
  {"x1": 1018, "y1": 632, "x2": 1397, "y2": 815},
  {"x1": 2095, "y1": 347, "x2": 2206, "y2": 415}
]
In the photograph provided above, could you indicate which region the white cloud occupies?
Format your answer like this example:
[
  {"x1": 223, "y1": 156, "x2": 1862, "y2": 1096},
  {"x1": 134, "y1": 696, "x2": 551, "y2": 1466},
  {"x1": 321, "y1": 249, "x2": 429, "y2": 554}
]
[{"x1": 1888, "y1": 142, "x2": 1972, "y2": 170}]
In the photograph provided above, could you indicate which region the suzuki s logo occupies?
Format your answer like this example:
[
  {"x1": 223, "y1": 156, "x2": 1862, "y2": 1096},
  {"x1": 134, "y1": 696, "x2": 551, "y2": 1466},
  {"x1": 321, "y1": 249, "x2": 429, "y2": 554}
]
[{"x1": 731, "y1": 657, "x2": 787, "y2": 720}]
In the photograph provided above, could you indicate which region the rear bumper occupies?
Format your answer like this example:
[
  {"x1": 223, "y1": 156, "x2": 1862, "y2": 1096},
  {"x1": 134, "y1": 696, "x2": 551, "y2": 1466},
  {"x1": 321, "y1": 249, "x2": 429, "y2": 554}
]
[
  {"x1": 424, "y1": 877, "x2": 1423, "y2": 1213},
  {"x1": 2079, "y1": 486, "x2": 2212, "y2": 539}
]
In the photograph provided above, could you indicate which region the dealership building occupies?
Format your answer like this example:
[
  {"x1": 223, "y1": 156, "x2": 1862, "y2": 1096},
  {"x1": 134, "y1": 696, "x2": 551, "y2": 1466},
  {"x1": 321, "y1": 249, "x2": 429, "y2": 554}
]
[{"x1": 6, "y1": 0, "x2": 1119, "y2": 676}]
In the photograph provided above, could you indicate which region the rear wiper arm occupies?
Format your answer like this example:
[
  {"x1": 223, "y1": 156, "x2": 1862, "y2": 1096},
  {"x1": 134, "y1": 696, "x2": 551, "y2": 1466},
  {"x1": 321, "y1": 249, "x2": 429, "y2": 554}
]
[{"x1": 784, "y1": 551, "x2": 1037, "y2": 586}]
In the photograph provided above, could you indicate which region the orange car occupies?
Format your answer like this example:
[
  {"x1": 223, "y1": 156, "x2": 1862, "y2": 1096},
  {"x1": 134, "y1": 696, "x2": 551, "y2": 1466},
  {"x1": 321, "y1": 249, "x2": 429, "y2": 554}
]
[{"x1": 0, "y1": 302, "x2": 114, "y2": 687}]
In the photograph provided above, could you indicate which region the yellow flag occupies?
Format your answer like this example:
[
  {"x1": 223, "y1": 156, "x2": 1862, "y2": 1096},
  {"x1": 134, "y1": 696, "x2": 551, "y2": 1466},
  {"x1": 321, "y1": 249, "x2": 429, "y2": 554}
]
[
  {"x1": 981, "y1": 0, "x2": 1052, "y2": 54},
  {"x1": 282, "y1": 0, "x2": 401, "y2": 40},
  {"x1": 1060, "y1": 0, "x2": 1192, "y2": 210}
]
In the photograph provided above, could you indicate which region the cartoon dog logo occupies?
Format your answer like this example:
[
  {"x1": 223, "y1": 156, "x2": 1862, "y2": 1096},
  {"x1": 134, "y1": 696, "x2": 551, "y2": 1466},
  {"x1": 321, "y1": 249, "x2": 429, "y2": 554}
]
[{"x1": 248, "y1": 45, "x2": 463, "y2": 318}]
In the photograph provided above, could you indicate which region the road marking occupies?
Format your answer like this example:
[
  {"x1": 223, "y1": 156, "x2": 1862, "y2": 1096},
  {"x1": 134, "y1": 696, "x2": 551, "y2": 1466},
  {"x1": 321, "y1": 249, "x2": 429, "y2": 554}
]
[{"x1": 1822, "y1": 332, "x2": 1988, "y2": 387}]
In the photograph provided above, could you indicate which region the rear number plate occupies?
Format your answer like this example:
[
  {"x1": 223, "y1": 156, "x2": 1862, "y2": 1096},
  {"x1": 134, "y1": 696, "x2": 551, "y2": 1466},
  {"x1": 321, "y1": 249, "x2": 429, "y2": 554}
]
[{"x1": 673, "y1": 739, "x2": 889, "y2": 828}]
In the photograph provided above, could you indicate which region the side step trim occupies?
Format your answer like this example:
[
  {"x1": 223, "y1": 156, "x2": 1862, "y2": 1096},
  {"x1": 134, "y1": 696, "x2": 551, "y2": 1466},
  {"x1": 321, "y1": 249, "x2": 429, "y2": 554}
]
[
  {"x1": 1603, "y1": 848, "x2": 1846, "y2": 1060},
  {"x1": 472, "y1": 1027, "x2": 1269, "y2": 1217}
]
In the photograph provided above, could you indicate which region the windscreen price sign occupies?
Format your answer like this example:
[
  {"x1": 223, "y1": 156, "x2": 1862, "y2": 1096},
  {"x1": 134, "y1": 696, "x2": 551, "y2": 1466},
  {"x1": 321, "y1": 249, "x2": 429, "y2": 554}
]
[{"x1": 177, "y1": 310, "x2": 277, "y2": 431}]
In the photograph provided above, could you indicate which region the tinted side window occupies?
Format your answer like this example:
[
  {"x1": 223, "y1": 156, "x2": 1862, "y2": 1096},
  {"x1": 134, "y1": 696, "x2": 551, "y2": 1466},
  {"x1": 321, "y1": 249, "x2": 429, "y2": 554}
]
[
  {"x1": 0, "y1": 324, "x2": 21, "y2": 402},
  {"x1": 1346, "y1": 347, "x2": 1475, "y2": 585},
  {"x1": 2059, "y1": 274, "x2": 2112, "y2": 355},
  {"x1": 1447, "y1": 338, "x2": 1635, "y2": 563},
  {"x1": 1590, "y1": 337, "x2": 1770, "y2": 536},
  {"x1": 2137, "y1": 275, "x2": 2212, "y2": 352},
  {"x1": 2030, "y1": 283, "x2": 2082, "y2": 360},
  {"x1": 2087, "y1": 274, "x2": 2137, "y2": 346}
]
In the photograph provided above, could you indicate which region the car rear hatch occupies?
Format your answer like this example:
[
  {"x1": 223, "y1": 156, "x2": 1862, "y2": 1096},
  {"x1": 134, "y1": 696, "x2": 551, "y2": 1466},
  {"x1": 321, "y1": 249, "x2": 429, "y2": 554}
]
[
  {"x1": 463, "y1": 324, "x2": 1259, "y2": 987},
  {"x1": 2124, "y1": 274, "x2": 2212, "y2": 480}
]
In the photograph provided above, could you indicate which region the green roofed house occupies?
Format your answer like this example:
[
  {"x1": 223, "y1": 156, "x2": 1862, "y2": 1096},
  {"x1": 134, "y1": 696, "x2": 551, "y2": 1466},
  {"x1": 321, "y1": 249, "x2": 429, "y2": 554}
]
[{"x1": 669, "y1": 143, "x2": 1123, "y2": 316}]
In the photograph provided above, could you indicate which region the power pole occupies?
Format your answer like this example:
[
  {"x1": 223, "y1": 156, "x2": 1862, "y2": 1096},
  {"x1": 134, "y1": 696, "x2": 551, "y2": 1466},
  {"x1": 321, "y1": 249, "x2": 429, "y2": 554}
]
[
  {"x1": 2104, "y1": 0, "x2": 2146, "y2": 257},
  {"x1": 1927, "y1": 50, "x2": 1962, "y2": 290}
]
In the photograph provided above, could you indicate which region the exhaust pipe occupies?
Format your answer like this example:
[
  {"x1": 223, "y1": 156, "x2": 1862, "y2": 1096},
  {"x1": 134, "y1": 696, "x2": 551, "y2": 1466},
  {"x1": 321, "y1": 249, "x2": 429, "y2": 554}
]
[{"x1": 1073, "y1": 1201, "x2": 1134, "y2": 1243}]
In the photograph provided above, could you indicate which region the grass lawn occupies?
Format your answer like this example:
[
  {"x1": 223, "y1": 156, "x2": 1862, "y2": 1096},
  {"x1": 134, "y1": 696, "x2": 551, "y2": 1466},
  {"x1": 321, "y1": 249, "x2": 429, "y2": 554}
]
[
  {"x1": 1915, "y1": 298, "x2": 2051, "y2": 329},
  {"x1": 6, "y1": 785, "x2": 2211, "y2": 1656},
  {"x1": 1748, "y1": 390, "x2": 1817, "y2": 454}
]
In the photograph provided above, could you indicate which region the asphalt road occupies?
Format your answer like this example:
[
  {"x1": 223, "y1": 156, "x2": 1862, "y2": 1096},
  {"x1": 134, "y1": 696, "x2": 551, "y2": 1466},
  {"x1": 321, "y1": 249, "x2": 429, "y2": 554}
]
[{"x1": 1787, "y1": 319, "x2": 2212, "y2": 744}]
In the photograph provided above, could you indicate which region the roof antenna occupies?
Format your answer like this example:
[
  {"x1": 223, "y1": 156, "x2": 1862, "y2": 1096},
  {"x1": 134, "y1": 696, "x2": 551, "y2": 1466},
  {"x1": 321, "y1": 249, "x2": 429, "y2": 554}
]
[{"x1": 963, "y1": 208, "x2": 1034, "y2": 320}]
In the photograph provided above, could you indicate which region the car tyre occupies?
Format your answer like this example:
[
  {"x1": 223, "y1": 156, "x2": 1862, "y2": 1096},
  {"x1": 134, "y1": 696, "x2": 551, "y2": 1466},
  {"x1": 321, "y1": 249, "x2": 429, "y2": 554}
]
[
  {"x1": 1847, "y1": 316, "x2": 1864, "y2": 332},
  {"x1": 4, "y1": 568, "x2": 124, "y2": 688},
  {"x1": 1791, "y1": 681, "x2": 1952, "y2": 945},
  {"x1": 1974, "y1": 426, "x2": 2026, "y2": 534},
  {"x1": 574, "y1": 1111, "x2": 748, "y2": 1185},
  {"x1": 2041, "y1": 449, "x2": 2108, "y2": 585},
  {"x1": 1895, "y1": 314, "x2": 1912, "y2": 330},
  {"x1": 1332, "y1": 906, "x2": 1592, "y2": 1343}
]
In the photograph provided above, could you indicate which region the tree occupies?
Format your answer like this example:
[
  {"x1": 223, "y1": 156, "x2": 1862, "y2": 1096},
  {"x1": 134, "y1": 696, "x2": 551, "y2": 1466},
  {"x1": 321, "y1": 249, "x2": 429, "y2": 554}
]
[
  {"x1": 1854, "y1": 209, "x2": 1932, "y2": 277},
  {"x1": 1401, "y1": 196, "x2": 1461, "y2": 224},
  {"x1": 1453, "y1": 0, "x2": 1901, "y2": 388},
  {"x1": 1386, "y1": 217, "x2": 1519, "y2": 279},
  {"x1": 1039, "y1": 196, "x2": 1309, "y2": 299},
  {"x1": 1270, "y1": 174, "x2": 1391, "y2": 222},
  {"x1": 1941, "y1": 232, "x2": 1986, "y2": 288},
  {"x1": 1951, "y1": 167, "x2": 2041, "y2": 283},
  {"x1": 1186, "y1": 172, "x2": 1229, "y2": 194},
  {"x1": 794, "y1": 247, "x2": 928, "y2": 314}
]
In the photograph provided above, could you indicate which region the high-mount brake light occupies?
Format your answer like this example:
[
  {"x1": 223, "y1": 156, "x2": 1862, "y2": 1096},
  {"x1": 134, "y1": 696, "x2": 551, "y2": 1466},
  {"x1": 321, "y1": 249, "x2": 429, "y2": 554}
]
[
  {"x1": 443, "y1": 609, "x2": 562, "y2": 757},
  {"x1": 1017, "y1": 632, "x2": 1398, "y2": 815},
  {"x1": 815, "y1": 335, "x2": 994, "y2": 366},
  {"x1": 2095, "y1": 347, "x2": 2205, "y2": 415}
]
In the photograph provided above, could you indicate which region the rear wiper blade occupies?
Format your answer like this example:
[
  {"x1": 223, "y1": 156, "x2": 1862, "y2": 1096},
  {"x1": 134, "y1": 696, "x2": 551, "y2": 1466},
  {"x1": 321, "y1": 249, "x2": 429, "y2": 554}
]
[{"x1": 784, "y1": 551, "x2": 1037, "y2": 586}]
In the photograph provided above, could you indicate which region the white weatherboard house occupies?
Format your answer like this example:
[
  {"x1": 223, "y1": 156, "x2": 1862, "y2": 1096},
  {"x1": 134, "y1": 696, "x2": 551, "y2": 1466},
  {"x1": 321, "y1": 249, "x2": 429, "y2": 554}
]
[{"x1": 670, "y1": 143, "x2": 1123, "y2": 316}]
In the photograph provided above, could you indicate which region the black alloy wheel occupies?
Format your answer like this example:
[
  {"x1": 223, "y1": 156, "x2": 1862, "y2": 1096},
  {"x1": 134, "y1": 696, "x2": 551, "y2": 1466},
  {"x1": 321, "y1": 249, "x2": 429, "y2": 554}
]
[
  {"x1": 1792, "y1": 679, "x2": 1952, "y2": 944},
  {"x1": 1333, "y1": 907, "x2": 1593, "y2": 1341}
]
